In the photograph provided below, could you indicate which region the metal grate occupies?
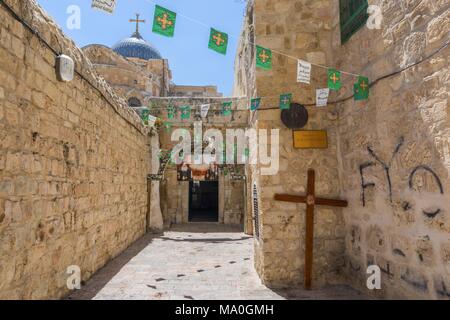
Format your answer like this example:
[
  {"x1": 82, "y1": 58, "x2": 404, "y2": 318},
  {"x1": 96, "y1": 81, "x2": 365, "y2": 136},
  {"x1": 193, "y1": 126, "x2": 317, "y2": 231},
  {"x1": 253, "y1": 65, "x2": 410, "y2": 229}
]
[
  {"x1": 252, "y1": 183, "x2": 260, "y2": 239},
  {"x1": 340, "y1": 0, "x2": 369, "y2": 44}
]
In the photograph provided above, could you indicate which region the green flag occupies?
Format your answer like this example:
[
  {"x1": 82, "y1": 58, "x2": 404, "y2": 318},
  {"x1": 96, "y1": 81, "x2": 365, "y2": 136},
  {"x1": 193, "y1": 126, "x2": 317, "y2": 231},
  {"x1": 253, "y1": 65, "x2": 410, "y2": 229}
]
[
  {"x1": 354, "y1": 76, "x2": 369, "y2": 100},
  {"x1": 140, "y1": 108, "x2": 150, "y2": 124},
  {"x1": 250, "y1": 98, "x2": 261, "y2": 111},
  {"x1": 167, "y1": 105, "x2": 175, "y2": 119},
  {"x1": 279, "y1": 94, "x2": 292, "y2": 110},
  {"x1": 222, "y1": 102, "x2": 232, "y2": 116},
  {"x1": 256, "y1": 45, "x2": 272, "y2": 70},
  {"x1": 152, "y1": 5, "x2": 176, "y2": 37},
  {"x1": 328, "y1": 68, "x2": 342, "y2": 90},
  {"x1": 180, "y1": 106, "x2": 191, "y2": 120},
  {"x1": 208, "y1": 28, "x2": 228, "y2": 55},
  {"x1": 163, "y1": 122, "x2": 172, "y2": 133}
]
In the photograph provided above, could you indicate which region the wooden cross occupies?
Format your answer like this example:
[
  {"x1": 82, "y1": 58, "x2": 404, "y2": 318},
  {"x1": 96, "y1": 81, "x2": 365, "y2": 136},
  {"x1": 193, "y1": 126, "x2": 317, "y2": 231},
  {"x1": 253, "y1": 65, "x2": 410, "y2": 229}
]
[
  {"x1": 157, "y1": 13, "x2": 173, "y2": 30},
  {"x1": 274, "y1": 169, "x2": 348, "y2": 290},
  {"x1": 213, "y1": 33, "x2": 225, "y2": 46},
  {"x1": 330, "y1": 73, "x2": 340, "y2": 84},
  {"x1": 130, "y1": 13, "x2": 146, "y2": 34},
  {"x1": 259, "y1": 50, "x2": 269, "y2": 63}
]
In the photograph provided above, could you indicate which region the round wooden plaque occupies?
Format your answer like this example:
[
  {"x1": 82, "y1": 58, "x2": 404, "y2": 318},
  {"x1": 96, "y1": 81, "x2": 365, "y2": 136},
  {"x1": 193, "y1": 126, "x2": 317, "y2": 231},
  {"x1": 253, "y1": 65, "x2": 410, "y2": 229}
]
[{"x1": 281, "y1": 103, "x2": 309, "y2": 129}]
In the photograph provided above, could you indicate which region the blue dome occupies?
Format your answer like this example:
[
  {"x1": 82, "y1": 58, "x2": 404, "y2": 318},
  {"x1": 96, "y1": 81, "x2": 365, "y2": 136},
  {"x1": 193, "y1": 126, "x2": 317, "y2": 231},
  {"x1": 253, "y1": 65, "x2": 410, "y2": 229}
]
[{"x1": 112, "y1": 32, "x2": 162, "y2": 60}]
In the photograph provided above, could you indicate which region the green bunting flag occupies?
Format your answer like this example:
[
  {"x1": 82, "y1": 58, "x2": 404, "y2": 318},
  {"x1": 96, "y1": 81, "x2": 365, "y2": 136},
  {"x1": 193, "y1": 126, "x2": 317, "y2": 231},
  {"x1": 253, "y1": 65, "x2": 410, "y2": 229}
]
[
  {"x1": 279, "y1": 94, "x2": 292, "y2": 110},
  {"x1": 256, "y1": 45, "x2": 272, "y2": 70},
  {"x1": 328, "y1": 69, "x2": 342, "y2": 90},
  {"x1": 167, "y1": 105, "x2": 175, "y2": 119},
  {"x1": 354, "y1": 76, "x2": 369, "y2": 100},
  {"x1": 180, "y1": 106, "x2": 191, "y2": 120},
  {"x1": 250, "y1": 98, "x2": 261, "y2": 111},
  {"x1": 140, "y1": 109, "x2": 150, "y2": 124},
  {"x1": 163, "y1": 122, "x2": 172, "y2": 133},
  {"x1": 208, "y1": 28, "x2": 228, "y2": 55},
  {"x1": 152, "y1": 5, "x2": 176, "y2": 37},
  {"x1": 222, "y1": 102, "x2": 232, "y2": 116}
]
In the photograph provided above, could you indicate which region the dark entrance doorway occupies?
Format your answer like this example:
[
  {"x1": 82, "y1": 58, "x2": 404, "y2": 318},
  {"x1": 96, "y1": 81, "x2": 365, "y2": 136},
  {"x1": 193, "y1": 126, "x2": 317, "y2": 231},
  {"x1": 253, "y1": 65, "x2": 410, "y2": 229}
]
[{"x1": 189, "y1": 181, "x2": 219, "y2": 222}]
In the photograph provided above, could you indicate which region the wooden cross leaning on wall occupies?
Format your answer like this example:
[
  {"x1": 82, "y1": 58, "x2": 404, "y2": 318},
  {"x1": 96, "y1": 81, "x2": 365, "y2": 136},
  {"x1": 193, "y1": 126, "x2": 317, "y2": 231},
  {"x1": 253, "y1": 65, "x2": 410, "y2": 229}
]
[{"x1": 274, "y1": 169, "x2": 348, "y2": 290}]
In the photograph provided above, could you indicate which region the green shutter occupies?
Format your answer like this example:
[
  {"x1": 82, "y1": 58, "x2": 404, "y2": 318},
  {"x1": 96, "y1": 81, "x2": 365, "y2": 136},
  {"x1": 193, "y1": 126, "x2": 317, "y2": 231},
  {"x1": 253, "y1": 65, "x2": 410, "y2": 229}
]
[{"x1": 340, "y1": 0, "x2": 369, "y2": 43}]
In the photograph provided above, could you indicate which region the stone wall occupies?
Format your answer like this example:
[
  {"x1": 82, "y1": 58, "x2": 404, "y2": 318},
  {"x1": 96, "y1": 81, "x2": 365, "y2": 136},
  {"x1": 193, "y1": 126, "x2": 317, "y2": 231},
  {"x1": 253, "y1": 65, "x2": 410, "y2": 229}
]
[
  {"x1": 235, "y1": 0, "x2": 346, "y2": 288},
  {"x1": 0, "y1": 0, "x2": 150, "y2": 299},
  {"x1": 332, "y1": 0, "x2": 450, "y2": 299},
  {"x1": 235, "y1": 0, "x2": 450, "y2": 299}
]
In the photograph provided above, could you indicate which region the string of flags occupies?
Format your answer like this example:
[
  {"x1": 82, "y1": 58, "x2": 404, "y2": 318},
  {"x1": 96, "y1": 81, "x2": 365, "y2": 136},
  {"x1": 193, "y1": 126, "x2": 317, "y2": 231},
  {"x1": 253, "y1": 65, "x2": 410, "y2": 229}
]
[{"x1": 91, "y1": 0, "x2": 370, "y2": 123}]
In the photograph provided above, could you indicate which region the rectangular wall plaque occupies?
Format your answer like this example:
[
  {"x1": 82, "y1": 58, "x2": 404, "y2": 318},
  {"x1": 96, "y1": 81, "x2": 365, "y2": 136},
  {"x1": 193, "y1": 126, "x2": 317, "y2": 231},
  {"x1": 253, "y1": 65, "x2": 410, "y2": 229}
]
[{"x1": 293, "y1": 130, "x2": 328, "y2": 149}]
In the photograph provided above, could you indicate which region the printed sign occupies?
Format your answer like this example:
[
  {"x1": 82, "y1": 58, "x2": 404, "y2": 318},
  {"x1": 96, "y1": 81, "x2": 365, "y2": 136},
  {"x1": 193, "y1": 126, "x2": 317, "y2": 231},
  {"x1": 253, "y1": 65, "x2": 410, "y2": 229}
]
[
  {"x1": 297, "y1": 60, "x2": 311, "y2": 84},
  {"x1": 316, "y1": 88, "x2": 330, "y2": 107}
]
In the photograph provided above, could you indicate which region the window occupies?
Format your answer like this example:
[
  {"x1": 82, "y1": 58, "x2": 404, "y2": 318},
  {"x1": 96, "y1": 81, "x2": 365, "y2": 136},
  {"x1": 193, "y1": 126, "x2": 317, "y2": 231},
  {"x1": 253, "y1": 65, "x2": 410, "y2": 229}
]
[
  {"x1": 339, "y1": 0, "x2": 369, "y2": 44},
  {"x1": 128, "y1": 97, "x2": 142, "y2": 108}
]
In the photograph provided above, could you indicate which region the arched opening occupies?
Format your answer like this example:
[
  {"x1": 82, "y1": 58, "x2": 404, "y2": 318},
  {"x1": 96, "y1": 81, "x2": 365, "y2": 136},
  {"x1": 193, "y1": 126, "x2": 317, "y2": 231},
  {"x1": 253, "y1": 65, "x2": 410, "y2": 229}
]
[{"x1": 128, "y1": 97, "x2": 142, "y2": 108}]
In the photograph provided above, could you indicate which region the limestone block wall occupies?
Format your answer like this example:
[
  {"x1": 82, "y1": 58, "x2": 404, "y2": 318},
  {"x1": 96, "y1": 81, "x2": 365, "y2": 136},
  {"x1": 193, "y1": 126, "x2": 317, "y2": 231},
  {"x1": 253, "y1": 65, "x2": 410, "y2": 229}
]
[
  {"x1": 331, "y1": 0, "x2": 450, "y2": 299},
  {"x1": 235, "y1": 0, "x2": 347, "y2": 288},
  {"x1": 0, "y1": 0, "x2": 150, "y2": 299}
]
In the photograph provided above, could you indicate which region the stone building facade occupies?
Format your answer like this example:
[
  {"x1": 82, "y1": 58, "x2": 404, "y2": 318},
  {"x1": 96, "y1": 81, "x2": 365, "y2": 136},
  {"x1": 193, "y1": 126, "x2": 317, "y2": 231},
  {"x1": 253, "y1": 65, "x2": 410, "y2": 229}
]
[
  {"x1": 0, "y1": 0, "x2": 151, "y2": 299},
  {"x1": 234, "y1": 0, "x2": 449, "y2": 299},
  {"x1": 0, "y1": 0, "x2": 249, "y2": 299},
  {"x1": 155, "y1": 97, "x2": 248, "y2": 227},
  {"x1": 81, "y1": 14, "x2": 246, "y2": 229}
]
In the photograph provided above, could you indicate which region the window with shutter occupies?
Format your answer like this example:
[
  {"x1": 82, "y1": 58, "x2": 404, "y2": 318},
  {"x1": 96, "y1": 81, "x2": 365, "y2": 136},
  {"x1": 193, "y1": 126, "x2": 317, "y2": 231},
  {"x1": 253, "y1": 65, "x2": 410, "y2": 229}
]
[{"x1": 339, "y1": 0, "x2": 369, "y2": 44}]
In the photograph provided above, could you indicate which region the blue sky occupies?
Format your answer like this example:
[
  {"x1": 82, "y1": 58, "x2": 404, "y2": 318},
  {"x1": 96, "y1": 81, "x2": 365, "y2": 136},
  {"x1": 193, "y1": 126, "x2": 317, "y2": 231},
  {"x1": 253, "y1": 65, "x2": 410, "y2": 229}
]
[{"x1": 36, "y1": 0, "x2": 247, "y2": 95}]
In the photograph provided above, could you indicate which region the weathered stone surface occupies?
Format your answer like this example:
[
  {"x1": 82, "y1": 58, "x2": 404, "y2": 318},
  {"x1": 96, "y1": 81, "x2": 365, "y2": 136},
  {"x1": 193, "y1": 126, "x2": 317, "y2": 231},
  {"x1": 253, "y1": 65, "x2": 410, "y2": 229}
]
[
  {"x1": 234, "y1": 0, "x2": 449, "y2": 299},
  {"x1": 0, "y1": 0, "x2": 150, "y2": 299}
]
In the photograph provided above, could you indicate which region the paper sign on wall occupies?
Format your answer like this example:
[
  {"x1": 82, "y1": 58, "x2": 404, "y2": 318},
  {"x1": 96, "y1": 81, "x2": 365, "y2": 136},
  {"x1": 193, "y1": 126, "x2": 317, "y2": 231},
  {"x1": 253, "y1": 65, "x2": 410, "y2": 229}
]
[
  {"x1": 200, "y1": 104, "x2": 210, "y2": 118},
  {"x1": 316, "y1": 88, "x2": 330, "y2": 107},
  {"x1": 297, "y1": 60, "x2": 312, "y2": 84},
  {"x1": 147, "y1": 115, "x2": 157, "y2": 127}
]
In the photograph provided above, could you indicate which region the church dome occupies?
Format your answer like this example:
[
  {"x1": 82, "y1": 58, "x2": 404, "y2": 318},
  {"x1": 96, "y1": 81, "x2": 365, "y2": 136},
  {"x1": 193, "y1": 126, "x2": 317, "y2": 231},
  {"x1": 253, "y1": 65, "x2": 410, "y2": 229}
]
[{"x1": 112, "y1": 31, "x2": 162, "y2": 60}]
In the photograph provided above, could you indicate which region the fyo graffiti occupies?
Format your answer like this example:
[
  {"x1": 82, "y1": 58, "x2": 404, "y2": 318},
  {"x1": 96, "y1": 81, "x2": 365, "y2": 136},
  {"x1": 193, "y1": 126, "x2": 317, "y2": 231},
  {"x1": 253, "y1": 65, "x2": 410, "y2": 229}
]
[{"x1": 359, "y1": 137, "x2": 445, "y2": 217}]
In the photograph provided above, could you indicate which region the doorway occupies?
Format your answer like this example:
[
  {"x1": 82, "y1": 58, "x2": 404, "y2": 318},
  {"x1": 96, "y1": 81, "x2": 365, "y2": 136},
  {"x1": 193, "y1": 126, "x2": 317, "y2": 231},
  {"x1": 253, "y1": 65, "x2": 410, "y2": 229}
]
[{"x1": 189, "y1": 181, "x2": 219, "y2": 222}]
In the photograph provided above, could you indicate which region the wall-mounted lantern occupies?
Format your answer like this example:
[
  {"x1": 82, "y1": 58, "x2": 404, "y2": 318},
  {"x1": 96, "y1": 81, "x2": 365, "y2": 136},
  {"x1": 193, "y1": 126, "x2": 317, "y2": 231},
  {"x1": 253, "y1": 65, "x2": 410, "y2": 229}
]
[{"x1": 56, "y1": 54, "x2": 74, "y2": 82}]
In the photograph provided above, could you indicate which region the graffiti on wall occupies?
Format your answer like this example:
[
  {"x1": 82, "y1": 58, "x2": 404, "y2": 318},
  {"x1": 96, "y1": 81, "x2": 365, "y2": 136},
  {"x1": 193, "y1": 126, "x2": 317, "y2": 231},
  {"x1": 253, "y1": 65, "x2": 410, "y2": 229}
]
[{"x1": 359, "y1": 137, "x2": 445, "y2": 217}]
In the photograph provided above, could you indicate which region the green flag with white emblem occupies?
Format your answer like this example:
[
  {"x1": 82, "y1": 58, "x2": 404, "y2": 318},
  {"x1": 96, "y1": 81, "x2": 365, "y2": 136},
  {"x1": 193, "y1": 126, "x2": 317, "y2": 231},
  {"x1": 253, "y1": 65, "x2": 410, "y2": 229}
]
[
  {"x1": 152, "y1": 5, "x2": 176, "y2": 37},
  {"x1": 208, "y1": 28, "x2": 228, "y2": 55},
  {"x1": 279, "y1": 94, "x2": 292, "y2": 110},
  {"x1": 256, "y1": 46, "x2": 272, "y2": 70},
  {"x1": 328, "y1": 68, "x2": 342, "y2": 90},
  {"x1": 250, "y1": 98, "x2": 261, "y2": 111},
  {"x1": 180, "y1": 106, "x2": 191, "y2": 120},
  {"x1": 354, "y1": 76, "x2": 369, "y2": 100},
  {"x1": 222, "y1": 102, "x2": 232, "y2": 116}
]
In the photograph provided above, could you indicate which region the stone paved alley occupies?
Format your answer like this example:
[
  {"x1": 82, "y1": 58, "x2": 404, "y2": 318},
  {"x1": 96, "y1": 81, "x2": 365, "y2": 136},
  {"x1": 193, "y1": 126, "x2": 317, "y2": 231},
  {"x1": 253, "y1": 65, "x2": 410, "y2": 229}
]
[{"x1": 68, "y1": 224, "x2": 367, "y2": 300}]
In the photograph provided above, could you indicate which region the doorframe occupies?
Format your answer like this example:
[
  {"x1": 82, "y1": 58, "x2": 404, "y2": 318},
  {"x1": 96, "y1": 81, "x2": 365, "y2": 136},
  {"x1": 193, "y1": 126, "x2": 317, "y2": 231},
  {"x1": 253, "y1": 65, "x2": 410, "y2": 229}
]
[{"x1": 187, "y1": 181, "x2": 220, "y2": 223}]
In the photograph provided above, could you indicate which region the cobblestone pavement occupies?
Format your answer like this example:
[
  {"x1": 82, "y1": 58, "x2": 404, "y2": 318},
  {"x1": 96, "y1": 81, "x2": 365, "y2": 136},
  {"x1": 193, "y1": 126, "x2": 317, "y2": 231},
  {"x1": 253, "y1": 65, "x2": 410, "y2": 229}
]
[{"x1": 68, "y1": 224, "x2": 368, "y2": 300}]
